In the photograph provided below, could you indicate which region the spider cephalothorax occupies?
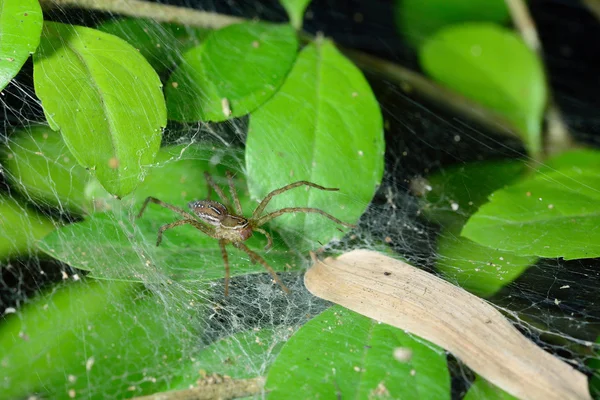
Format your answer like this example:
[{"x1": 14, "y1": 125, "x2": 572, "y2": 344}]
[{"x1": 138, "y1": 171, "x2": 355, "y2": 295}]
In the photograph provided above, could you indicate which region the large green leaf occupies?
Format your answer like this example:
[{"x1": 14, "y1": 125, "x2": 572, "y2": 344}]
[
  {"x1": 420, "y1": 23, "x2": 547, "y2": 157},
  {"x1": 2, "y1": 125, "x2": 92, "y2": 213},
  {"x1": 436, "y1": 228, "x2": 537, "y2": 297},
  {"x1": 0, "y1": 0, "x2": 43, "y2": 90},
  {"x1": 246, "y1": 39, "x2": 384, "y2": 250},
  {"x1": 394, "y1": 0, "x2": 509, "y2": 48},
  {"x1": 279, "y1": 0, "x2": 312, "y2": 29},
  {"x1": 166, "y1": 22, "x2": 298, "y2": 122},
  {"x1": 96, "y1": 18, "x2": 208, "y2": 74},
  {"x1": 0, "y1": 279, "x2": 201, "y2": 399},
  {"x1": 33, "y1": 22, "x2": 166, "y2": 198},
  {"x1": 462, "y1": 168, "x2": 600, "y2": 259},
  {"x1": 265, "y1": 305, "x2": 450, "y2": 399},
  {"x1": 37, "y1": 145, "x2": 300, "y2": 284},
  {"x1": 0, "y1": 196, "x2": 56, "y2": 260}
]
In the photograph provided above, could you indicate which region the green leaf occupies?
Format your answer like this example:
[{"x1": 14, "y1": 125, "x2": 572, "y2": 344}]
[
  {"x1": 280, "y1": 0, "x2": 311, "y2": 29},
  {"x1": 96, "y1": 18, "x2": 208, "y2": 74},
  {"x1": 462, "y1": 168, "x2": 600, "y2": 259},
  {"x1": 420, "y1": 23, "x2": 547, "y2": 157},
  {"x1": 394, "y1": 0, "x2": 509, "y2": 48},
  {"x1": 266, "y1": 305, "x2": 450, "y2": 399},
  {"x1": 0, "y1": 196, "x2": 56, "y2": 260},
  {"x1": 2, "y1": 125, "x2": 92, "y2": 213},
  {"x1": 537, "y1": 148, "x2": 600, "y2": 173},
  {"x1": 421, "y1": 159, "x2": 526, "y2": 228},
  {"x1": 33, "y1": 22, "x2": 166, "y2": 198},
  {"x1": 37, "y1": 145, "x2": 300, "y2": 283},
  {"x1": 436, "y1": 228, "x2": 537, "y2": 297},
  {"x1": 166, "y1": 22, "x2": 298, "y2": 122},
  {"x1": 246, "y1": 39, "x2": 384, "y2": 250},
  {"x1": 463, "y1": 376, "x2": 519, "y2": 400},
  {"x1": 0, "y1": 279, "x2": 201, "y2": 399},
  {"x1": 0, "y1": 0, "x2": 43, "y2": 90}
]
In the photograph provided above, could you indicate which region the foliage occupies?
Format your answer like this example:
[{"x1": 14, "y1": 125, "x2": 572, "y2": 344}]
[
  {"x1": 420, "y1": 23, "x2": 547, "y2": 157},
  {"x1": 266, "y1": 305, "x2": 451, "y2": 399},
  {"x1": 0, "y1": 0, "x2": 598, "y2": 398}
]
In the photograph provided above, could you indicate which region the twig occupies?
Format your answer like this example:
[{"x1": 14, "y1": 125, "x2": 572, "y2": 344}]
[
  {"x1": 504, "y1": 0, "x2": 573, "y2": 156},
  {"x1": 582, "y1": 0, "x2": 600, "y2": 21},
  {"x1": 39, "y1": 0, "x2": 243, "y2": 29},
  {"x1": 39, "y1": 0, "x2": 524, "y2": 142},
  {"x1": 131, "y1": 377, "x2": 265, "y2": 400}
]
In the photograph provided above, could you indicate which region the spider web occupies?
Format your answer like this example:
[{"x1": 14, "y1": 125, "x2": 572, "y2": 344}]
[{"x1": 2, "y1": 0, "x2": 600, "y2": 399}]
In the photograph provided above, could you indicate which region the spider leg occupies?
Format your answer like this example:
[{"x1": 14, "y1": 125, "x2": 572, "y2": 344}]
[
  {"x1": 138, "y1": 197, "x2": 197, "y2": 220},
  {"x1": 226, "y1": 171, "x2": 243, "y2": 215},
  {"x1": 204, "y1": 172, "x2": 232, "y2": 210},
  {"x1": 255, "y1": 207, "x2": 356, "y2": 228},
  {"x1": 156, "y1": 219, "x2": 216, "y2": 246},
  {"x1": 252, "y1": 181, "x2": 339, "y2": 219},
  {"x1": 254, "y1": 227, "x2": 273, "y2": 251},
  {"x1": 218, "y1": 239, "x2": 231, "y2": 296},
  {"x1": 233, "y1": 242, "x2": 290, "y2": 294}
]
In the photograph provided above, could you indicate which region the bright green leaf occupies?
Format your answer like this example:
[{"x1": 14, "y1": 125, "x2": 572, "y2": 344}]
[
  {"x1": 166, "y1": 22, "x2": 298, "y2": 122},
  {"x1": 0, "y1": 196, "x2": 56, "y2": 260},
  {"x1": 266, "y1": 305, "x2": 450, "y2": 399},
  {"x1": 0, "y1": 279, "x2": 201, "y2": 399},
  {"x1": 246, "y1": 39, "x2": 384, "y2": 250},
  {"x1": 420, "y1": 23, "x2": 547, "y2": 157},
  {"x1": 421, "y1": 159, "x2": 526, "y2": 228},
  {"x1": 0, "y1": 0, "x2": 43, "y2": 90},
  {"x1": 37, "y1": 145, "x2": 300, "y2": 284},
  {"x1": 463, "y1": 376, "x2": 519, "y2": 400},
  {"x1": 33, "y1": 22, "x2": 166, "y2": 198},
  {"x1": 462, "y1": 169, "x2": 600, "y2": 259},
  {"x1": 2, "y1": 125, "x2": 92, "y2": 213},
  {"x1": 96, "y1": 18, "x2": 208, "y2": 74},
  {"x1": 394, "y1": 0, "x2": 509, "y2": 48},
  {"x1": 280, "y1": 0, "x2": 311, "y2": 29},
  {"x1": 436, "y1": 228, "x2": 537, "y2": 297}
]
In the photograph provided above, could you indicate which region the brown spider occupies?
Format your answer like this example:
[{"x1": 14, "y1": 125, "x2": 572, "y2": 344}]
[{"x1": 137, "y1": 171, "x2": 355, "y2": 296}]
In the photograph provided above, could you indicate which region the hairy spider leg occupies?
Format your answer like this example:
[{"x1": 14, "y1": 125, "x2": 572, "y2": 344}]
[
  {"x1": 254, "y1": 227, "x2": 273, "y2": 250},
  {"x1": 252, "y1": 181, "x2": 339, "y2": 219},
  {"x1": 226, "y1": 171, "x2": 243, "y2": 215},
  {"x1": 256, "y1": 207, "x2": 356, "y2": 228},
  {"x1": 156, "y1": 219, "x2": 216, "y2": 246},
  {"x1": 233, "y1": 242, "x2": 290, "y2": 293},
  {"x1": 218, "y1": 239, "x2": 231, "y2": 296},
  {"x1": 204, "y1": 172, "x2": 232, "y2": 210},
  {"x1": 138, "y1": 196, "x2": 197, "y2": 220}
]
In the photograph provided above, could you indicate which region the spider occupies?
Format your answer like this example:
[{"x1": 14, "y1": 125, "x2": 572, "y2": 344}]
[{"x1": 137, "y1": 171, "x2": 355, "y2": 296}]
